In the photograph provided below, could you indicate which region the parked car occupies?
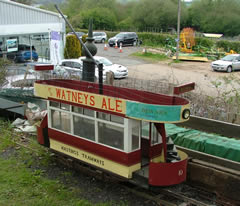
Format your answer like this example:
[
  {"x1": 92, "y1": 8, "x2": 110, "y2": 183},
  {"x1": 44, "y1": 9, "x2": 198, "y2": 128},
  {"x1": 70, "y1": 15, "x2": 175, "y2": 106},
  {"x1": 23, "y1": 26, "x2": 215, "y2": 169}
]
[
  {"x1": 211, "y1": 54, "x2": 240, "y2": 73},
  {"x1": 67, "y1": 32, "x2": 86, "y2": 39},
  {"x1": 108, "y1": 32, "x2": 138, "y2": 47},
  {"x1": 2, "y1": 44, "x2": 38, "y2": 63},
  {"x1": 79, "y1": 56, "x2": 128, "y2": 79},
  {"x1": 14, "y1": 50, "x2": 38, "y2": 63},
  {"x1": 55, "y1": 58, "x2": 107, "y2": 81},
  {"x1": 93, "y1": 32, "x2": 107, "y2": 43}
]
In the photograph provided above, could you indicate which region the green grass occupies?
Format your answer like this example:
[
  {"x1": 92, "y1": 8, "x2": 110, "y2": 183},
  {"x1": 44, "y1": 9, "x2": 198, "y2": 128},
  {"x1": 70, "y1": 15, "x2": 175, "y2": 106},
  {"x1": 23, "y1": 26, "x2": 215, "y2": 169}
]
[
  {"x1": 131, "y1": 51, "x2": 169, "y2": 62},
  {"x1": 0, "y1": 119, "x2": 123, "y2": 206}
]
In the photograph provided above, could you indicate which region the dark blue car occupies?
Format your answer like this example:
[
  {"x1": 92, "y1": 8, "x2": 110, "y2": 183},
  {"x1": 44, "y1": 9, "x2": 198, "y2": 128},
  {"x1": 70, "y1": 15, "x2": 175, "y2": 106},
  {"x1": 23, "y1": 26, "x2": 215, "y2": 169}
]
[{"x1": 14, "y1": 50, "x2": 38, "y2": 63}]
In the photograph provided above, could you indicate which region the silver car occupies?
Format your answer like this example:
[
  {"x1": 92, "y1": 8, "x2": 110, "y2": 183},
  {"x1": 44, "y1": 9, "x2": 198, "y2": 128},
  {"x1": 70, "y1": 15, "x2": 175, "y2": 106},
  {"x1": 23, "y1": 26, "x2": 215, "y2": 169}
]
[
  {"x1": 55, "y1": 59, "x2": 107, "y2": 81},
  {"x1": 93, "y1": 32, "x2": 107, "y2": 43},
  {"x1": 211, "y1": 54, "x2": 240, "y2": 73}
]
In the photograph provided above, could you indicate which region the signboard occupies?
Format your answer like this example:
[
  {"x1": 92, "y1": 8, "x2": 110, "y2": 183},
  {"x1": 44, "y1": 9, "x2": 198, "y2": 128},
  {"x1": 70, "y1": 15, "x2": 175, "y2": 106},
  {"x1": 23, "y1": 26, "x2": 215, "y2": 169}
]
[
  {"x1": 50, "y1": 31, "x2": 61, "y2": 65},
  {"x1": 35, "y1": 83, "x2": 190, "y2": 123},
  {"x1": 6, "y1": 39, "x2": 18, "y2": 52},
  {"x1": 174, "y1": 82, "x2": 195, "y2": 95}
]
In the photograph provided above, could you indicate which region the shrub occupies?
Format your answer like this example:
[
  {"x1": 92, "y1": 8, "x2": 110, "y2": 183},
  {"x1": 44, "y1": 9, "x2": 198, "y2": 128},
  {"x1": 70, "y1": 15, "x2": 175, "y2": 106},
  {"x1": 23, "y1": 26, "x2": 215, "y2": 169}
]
[
  {"x1": 0, "y1": 58, "x2": 10, "y2": 86},
  {"x1": 195, "y1": 37, "x2": 214, "y2": 48},
  {"x1": 64, "y1": 35, "x2": 82, "y2": 59},
  {"x1": 216, "y1": 40, "x2": 240, "y2": 53}
]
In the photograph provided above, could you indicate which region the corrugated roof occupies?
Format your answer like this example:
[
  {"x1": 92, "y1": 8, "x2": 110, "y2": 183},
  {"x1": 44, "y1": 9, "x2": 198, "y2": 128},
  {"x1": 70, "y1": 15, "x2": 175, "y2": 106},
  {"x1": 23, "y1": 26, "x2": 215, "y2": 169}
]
[{"x1": 0, "y1": 0, "x2": 64, "y2": 25}]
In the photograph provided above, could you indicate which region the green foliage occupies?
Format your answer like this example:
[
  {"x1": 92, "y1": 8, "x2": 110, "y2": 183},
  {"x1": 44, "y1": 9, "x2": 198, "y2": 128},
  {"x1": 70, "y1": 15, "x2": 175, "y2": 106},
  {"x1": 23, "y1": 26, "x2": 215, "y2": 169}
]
[
  {"x1": 81, "y1": 34, "x2": 88, "y2": 43},
  {"x1": 211, "y1": 75, "x2": 240, "y2": 123},
  {"x1": 216, "y1": 40, "x2": 240, "y2": 53},
  {"x1": 45, "y1": 0, "x2": 240, "y2": 37},
  {"x1": 64, "y1": 35, "x2": 82, "y2": 59},
  {"x1": 138, "y1": 33, "x2": 175, "y2": 47},
  {"x1": 11, "y1": 0, "x2": 32, "y2": 5},
  {"x1": 132, "y1": 51, "x2": 168, "y2": 62},
  {"x1": 195, "y1": 37, "x2": 214, "y2": 48},
  {"x1": 188, "y1": 0, "x2": 240, "y2": 36},
  {"x1": 132, "y1": 0, "x2": 187, "y2": 32},
  {"x1": 0, "y1": 58, "x2": 10, "y2": 86},
  {"x1": 71, "y1": 8, "x2": 117, "y2": 31}
]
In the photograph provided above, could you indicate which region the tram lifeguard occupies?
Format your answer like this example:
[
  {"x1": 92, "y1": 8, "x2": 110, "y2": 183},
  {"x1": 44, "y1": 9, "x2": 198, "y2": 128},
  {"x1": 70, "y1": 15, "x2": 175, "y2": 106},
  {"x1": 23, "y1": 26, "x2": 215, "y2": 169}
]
[{"x1": 35, "y1": 79, "x2": 193, "y2": 186}]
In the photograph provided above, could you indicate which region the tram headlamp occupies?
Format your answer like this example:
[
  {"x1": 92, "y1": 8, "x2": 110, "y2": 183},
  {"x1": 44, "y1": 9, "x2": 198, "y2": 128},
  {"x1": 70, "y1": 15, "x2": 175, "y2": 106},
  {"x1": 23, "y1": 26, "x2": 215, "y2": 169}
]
[{"x1": 182, "y1": 109, "x2": 190, "y2": 119}]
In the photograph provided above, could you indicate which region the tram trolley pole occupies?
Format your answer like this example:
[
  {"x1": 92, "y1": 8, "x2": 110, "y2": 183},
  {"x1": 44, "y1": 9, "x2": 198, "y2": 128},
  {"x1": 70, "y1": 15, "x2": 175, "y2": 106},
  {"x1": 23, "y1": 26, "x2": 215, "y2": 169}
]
[{"x1": 55, "y1": 5, "x2": 103, "y2": 94}]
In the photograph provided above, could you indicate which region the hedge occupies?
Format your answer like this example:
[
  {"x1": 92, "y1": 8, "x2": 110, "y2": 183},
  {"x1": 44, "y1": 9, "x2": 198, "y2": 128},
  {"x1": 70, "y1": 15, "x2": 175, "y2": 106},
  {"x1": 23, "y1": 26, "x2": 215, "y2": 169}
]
[
  {"x1": 64, "y1": 35, "x2": 82, "y2": 59},
  {"x1": 66, "y1": 28, "x2": 240, "y2": 53}
]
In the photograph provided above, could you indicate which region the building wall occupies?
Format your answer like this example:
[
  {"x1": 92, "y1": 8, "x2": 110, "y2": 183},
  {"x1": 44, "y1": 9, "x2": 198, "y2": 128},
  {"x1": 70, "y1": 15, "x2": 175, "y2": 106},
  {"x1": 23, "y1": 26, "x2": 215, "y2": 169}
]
[{"x1": 0, "y1": 0, "x2": 66, "y2": 62}]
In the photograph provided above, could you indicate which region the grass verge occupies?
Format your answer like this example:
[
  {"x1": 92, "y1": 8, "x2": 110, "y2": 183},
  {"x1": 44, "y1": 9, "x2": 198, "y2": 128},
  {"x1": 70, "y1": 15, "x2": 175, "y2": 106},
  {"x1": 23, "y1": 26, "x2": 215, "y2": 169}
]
[
  {"x1": 0, "y1": 119, "x2": 118, "y2": 206},
  {"x1": 131, "y1": 51, "x2": 169, "y2": 62}
]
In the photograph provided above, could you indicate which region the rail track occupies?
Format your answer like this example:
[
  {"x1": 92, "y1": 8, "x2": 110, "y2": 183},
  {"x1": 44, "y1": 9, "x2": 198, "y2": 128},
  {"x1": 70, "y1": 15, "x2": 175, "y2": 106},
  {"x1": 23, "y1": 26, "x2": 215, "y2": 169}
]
[{"x1": 0, "y1": 123, "x2": 239, "y2": 206}]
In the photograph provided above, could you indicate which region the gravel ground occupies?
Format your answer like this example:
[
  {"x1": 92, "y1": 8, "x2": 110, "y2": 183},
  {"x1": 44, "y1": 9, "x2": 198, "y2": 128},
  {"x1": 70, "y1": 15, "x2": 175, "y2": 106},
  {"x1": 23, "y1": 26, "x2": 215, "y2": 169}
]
[{"x1": 96, "y1": 43, "x2": 240, "y2": 97}]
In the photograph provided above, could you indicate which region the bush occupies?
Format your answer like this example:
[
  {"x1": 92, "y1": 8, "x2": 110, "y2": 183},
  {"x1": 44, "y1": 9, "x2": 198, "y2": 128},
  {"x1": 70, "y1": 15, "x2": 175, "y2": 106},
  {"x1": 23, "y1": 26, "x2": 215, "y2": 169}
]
[
  {"x1": 195, "y1": 37, "x2": 214, "y2": 48},
  {"x1": 216, "y1": 40, "x2": 240, "y2": 53},
  {"x1": 64, "y1": 35, "x2": 82, "y2": 59},
  {"x1": 137, "y1": 32, "x2": 175, "y2": 47},
  {"x1": 0, "y1": 58, "x2": 10, "y2": 86}
]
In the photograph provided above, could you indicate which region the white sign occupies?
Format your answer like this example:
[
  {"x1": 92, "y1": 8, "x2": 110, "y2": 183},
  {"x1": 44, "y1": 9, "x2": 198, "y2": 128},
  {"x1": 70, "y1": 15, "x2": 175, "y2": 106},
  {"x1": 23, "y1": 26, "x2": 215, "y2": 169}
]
[
  {"x1": 50, "y1": 31, "x2": 61, "y2": 65},
  {"x1": 7, "y1": 39, "x2": 18, "y2": 52}
]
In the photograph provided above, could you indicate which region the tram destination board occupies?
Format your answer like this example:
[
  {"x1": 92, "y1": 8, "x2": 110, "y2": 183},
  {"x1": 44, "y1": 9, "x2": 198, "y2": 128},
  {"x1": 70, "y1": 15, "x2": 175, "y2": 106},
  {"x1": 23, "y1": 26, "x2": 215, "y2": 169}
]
[{"x1": 174, "y1": 82, "x2": 195, "y2": 95}]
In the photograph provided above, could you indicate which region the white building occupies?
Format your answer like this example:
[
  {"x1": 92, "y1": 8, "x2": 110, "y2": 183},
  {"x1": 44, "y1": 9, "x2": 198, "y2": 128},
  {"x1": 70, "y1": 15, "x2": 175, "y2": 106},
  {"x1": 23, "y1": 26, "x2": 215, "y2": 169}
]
[{"x1": 0, "y1": 0, "x2": 66, "y2": 63}]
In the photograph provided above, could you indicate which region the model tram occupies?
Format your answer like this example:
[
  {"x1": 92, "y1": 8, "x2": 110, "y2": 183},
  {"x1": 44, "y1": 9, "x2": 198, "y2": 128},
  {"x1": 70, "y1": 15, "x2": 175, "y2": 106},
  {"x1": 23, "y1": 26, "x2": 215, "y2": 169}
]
[{"x1": 35, "y1": 78, "x2": 192, "y2": 187}]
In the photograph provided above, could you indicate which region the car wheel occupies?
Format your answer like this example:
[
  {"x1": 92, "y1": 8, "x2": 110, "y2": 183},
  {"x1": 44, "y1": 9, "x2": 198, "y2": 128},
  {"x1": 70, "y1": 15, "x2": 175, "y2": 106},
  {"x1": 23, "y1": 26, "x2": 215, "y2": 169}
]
[
  {"x1": 101, "y1": 39, "x2": 105, "y2": 43},
  {"x1": 227, "y1": 66, "x2": 232, "y2": 73},
  {"x1": 109, "y1": 44, "x2": 113, "y2": 47}
]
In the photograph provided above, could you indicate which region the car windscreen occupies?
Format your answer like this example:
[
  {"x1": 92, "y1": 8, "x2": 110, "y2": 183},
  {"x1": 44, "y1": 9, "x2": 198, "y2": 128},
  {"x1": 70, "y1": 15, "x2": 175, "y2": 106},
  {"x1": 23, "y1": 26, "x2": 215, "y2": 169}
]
[
  {"x1": 98, "y1": 58, "x2": 113, "y2": 66},
  {"x1": 221, "y1": 55, "x2": 236, "y2": 61},
  {"x1": 115, "y1": 33, "x2": 125, "y2": 38}
]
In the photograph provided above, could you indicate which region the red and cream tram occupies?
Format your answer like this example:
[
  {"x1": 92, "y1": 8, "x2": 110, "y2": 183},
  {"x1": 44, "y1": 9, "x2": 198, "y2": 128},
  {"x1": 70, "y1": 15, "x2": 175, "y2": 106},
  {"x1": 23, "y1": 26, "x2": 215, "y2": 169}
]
[{"x1": 35, "y1": 79, "x2": 192, "y2": 186}]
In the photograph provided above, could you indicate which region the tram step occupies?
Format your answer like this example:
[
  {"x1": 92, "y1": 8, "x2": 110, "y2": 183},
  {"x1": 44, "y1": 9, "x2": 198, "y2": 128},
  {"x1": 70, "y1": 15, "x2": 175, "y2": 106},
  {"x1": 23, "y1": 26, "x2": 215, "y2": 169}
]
[{"x1": 167, "y1": 143, "x2": 174, "y2": 150}]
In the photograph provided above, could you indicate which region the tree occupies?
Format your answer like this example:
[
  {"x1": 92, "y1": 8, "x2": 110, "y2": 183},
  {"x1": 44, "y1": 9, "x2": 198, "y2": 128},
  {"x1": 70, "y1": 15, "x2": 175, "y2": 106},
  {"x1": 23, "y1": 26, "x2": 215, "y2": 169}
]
[
  {"x1": 11, "y1": 0, "x2": 32, "y2": 5},
  {"x1": 131, "y1": 0, "x2": 187, "y2": 32},
  {"x1": 64, "y1": 35, "x2": 81, "y2": 59},
  {"x1": 187, "y1": 0, "x2": 240, "y2": 36},
  {"x1": 71, "y1": 8, "x2": 117, "y2": 31}
]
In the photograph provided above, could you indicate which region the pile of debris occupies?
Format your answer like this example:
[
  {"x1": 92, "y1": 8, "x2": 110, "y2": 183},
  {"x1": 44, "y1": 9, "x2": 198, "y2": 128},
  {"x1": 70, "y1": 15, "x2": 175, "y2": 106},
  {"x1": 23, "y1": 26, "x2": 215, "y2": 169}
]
[{"x1": 12, "y1": 102, "x2": 47, "y2": 134}]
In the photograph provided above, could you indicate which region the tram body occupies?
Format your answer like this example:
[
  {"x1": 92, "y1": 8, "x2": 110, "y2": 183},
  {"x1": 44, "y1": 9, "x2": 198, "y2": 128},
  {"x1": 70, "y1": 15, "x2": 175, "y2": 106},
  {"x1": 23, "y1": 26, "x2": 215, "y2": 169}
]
[{"x1": 34, "y1": 79, "x2": 191, "y2": 186}]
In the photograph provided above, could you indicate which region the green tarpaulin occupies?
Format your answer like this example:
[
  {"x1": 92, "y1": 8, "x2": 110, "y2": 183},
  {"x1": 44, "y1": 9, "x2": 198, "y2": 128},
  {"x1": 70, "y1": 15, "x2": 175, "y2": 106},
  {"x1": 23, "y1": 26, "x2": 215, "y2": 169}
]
[{"x1": 166, "y1": 124, "x2": 240, "y2": 162}]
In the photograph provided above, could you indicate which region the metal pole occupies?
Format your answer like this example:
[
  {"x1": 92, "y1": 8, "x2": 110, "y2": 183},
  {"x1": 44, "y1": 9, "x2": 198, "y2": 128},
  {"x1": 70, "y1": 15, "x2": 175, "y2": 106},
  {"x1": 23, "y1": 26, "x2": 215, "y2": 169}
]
[
  {"x1": 98, "y1": 63, "x2": 103, "y2": 94},
  {"x1": 176, "y1": 0, "x2": 181, "y2": 60},
  {"x1": 55, "y1": 4, "x2": 103, "y2": 94},
  {"x1": 55, "y1": 5, "x2": 97, "y2": 65}
]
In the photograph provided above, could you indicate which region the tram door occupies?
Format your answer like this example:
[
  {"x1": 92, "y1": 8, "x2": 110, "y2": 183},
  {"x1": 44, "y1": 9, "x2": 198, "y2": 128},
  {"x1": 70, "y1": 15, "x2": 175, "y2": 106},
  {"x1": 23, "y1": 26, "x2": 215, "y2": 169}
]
[{"x1": 141, "y1": 122, "x2": 163, "y2": 166}]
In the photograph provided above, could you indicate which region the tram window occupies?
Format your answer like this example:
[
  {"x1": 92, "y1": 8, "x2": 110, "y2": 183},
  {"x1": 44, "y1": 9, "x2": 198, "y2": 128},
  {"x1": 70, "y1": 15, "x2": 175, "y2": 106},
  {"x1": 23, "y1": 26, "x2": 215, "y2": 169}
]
[
  {"x1": 83, "y1": 108, "x2": 94, "y2": 117},
  {"x1": 111, "y1": 114, "x2": 124, "y2": 124},
  {"x1": 51, "y1": 110, "x2": 71, "y2": 133},
  {"x1": 60, "y1": 103, "x2": 70, "y2": 111},
  {"x1": 97, "y1": 112, "x2": 110, "y2": 121},
  {"x1": 132, "y1": 120, "x2": 140, "y2": 150},
  {"x1": 151, "y1": 124, "x2": 162, "y2": 145},
  {"x1": 50, "y1": 101, "x2": 60, "y2": 108},
  {"x1": 98, "y1": 122, "x2": 124, "y2": 150},
  {"x1": 72, "y1": 106, "x2": 83, "y2": 114},
  {"x1": 73, "y1": 116, "x2": 95, "y2": 141}
]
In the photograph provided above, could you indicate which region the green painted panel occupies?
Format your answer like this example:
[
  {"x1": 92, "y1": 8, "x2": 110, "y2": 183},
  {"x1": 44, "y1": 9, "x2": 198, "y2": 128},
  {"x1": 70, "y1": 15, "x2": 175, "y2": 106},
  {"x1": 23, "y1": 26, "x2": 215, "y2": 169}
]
[{"x1": 126, "y1": 101, "x2": 181, "y2": 122}]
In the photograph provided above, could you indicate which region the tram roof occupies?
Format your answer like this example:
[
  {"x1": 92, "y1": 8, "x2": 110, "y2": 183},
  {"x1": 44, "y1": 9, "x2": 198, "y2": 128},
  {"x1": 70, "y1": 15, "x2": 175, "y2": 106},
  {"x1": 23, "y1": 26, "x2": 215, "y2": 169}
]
[{"x1": 35, "y1": 79, "x2": 189, "y2": 106}]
